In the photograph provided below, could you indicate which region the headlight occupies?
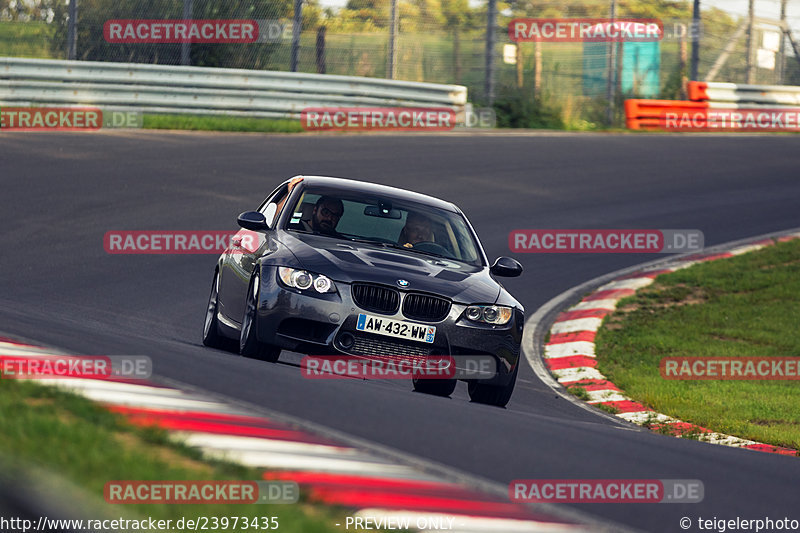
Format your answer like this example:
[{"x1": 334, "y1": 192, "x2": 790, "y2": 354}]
[
  {"x1": 465, "y1": 305, "x2": 513, "y2": 325},
  {"x1": 465, "y1": 306, "x2": 483, "y2": 321},
  {"x1": 278, "y1": 267, "x2": 336, "y2": 294}
]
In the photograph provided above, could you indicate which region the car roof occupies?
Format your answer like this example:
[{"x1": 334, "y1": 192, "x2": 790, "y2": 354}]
[{"x1": 292, "y1": 175, "x2": 460, "y2": 213}]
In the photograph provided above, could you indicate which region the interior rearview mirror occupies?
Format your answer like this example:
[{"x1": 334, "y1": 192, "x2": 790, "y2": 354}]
[{"x1": 364, "y1": 205, "x2": 402, "y2": 219}]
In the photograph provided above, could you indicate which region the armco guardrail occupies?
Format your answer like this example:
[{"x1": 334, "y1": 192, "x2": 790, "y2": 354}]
[
  {"x1": 625, "y1": 81, "x2": 800, "y2": 131},
  {"x1": 0, "y1": 57, "x2": 467, "y2": 120},
  {"x1": 688, "y1": 81, "x2": 800, "y2": 107}
]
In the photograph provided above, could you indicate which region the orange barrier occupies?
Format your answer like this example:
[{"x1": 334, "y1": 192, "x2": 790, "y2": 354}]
[
  {"x1": 627, "y1": 81, "x2": 800, "y2": 131},
  {"x1": 624, "y1": 99, "x2": 708, "y2": 130},
  {"x1": 687, "y1": 81, "x2": 710, "y2": 102},
  {"x1": 625, "y1": 98, "x2": 800, "y2": 131}
]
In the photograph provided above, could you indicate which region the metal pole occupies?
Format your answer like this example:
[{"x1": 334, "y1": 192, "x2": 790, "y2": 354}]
[
  {"x1": 745, "y1": 0, "x2": 755, "y2": 83},
  {"x1": 690, "y1": 0, "x2": 700, "y2": 80},
  {"x1": 680, "y1": 30, "x2": 688, "y2": 98},
  {"x1": 316, "y1": 26, "x2": 326, "y2": 74},
  {"x1": 484, "y1": 0, "x2": 497, "y2": 104},
  {"x1": 290, "y1": 0, "x2": 303, "y2": 72},
  {"x1": 181, "y1": 0, "x2": 192, "y2": 66},
  {"x1": 67, "y1": 0, "x2": 77, "y2": 60},
  {"x1": 779, "y1": 0, "x2": 787, "y2": 83},
  {"x1": 388, "y1": 0, "x2": 398, "y2": 79},
  {"x1": 605, "y1": 0, "x2": 616, "y2": 125},
  {"x1": 533, "y1": 38, "x2": 541, "y2": 97}
]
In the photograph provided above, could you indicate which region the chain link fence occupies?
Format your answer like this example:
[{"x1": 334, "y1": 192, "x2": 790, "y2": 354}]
[{"x1": 1, "y1": 0, "x2": 799, "y2": 128}]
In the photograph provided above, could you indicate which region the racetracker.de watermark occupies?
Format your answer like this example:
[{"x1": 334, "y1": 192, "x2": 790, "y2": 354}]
[
  {"x1": 104, "y1": 230, "x2": 259, "y2": 254},
  {"x1": 104, "y1": 481, "x2": 298, "y2": 504},
  {"x1": 509, "y1": 18, "x2": 663, "y2": 42},
  {"x1": 662, "y1": 109, "x2": 800, "y2": 132},
  {"x1": 510, "y1": 479, "x2": 704, "y2": 503},
  {"x1": 661, "y1": 357, "x2": 800, "y2": 380},
  {"x1": 0, "y1": 108, "x2": 143, "y2": 131},
  {"x1": 0, "y1": 356, "x2": 151, "y2": 380},
  {"x1": 104, "y1": 19, "x2": 258, "y2": 43},
  {"x1": 509, "y1": 229, "x2": 704, "y2": 253},
  {"x1": 301, "y1": 355, "x2": 497, "y2": 379},
  {"x1": 301, "y1": 107, "x2": 456, "y2": 131}
]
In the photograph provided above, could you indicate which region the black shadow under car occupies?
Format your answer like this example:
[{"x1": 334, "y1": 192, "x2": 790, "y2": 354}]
[{"x1": 202, "y1": 176, "x2": 524, "y2": 406}]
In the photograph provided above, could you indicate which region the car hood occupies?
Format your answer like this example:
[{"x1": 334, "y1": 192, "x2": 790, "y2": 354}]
[{"x1": 278, "y1": 231, "x2": 500, "y2": 304}]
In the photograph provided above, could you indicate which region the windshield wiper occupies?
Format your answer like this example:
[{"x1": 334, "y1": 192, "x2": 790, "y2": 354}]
[
  {"x1": 341, "y1": 236, "x2": 450, "y2": 261},
  {"x1": 378, "y1": 241, "x2": 445, "y2": 259},
  {"x1": 344, "y1": 236, "x2": 384, "y2": 245}
]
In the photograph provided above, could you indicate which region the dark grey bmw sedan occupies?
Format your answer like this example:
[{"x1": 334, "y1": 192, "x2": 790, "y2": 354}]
[{"x1": 203, "y1": 175, "x2": 524, "y2": 406}]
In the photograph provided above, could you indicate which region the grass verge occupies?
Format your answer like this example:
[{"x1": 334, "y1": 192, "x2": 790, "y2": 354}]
[
  {"x1": 142, "y1": 114, "x2": 305, "y2": 133},
  {"x1": 594, "y1": 238, "x2": 800, "y2": 450},
  {"x1": 0, "y1": 377, "x2": 347, "y2": 531}
]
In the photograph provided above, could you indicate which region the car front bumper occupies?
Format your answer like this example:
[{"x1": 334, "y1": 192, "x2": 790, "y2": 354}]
[{"x1": 255, "y1": 266, "x2": 523, "y2": 386}]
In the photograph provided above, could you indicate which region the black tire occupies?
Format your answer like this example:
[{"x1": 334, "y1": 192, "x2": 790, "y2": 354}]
[
  {"x1": 239, "y1": 271, "x2": 281, "y2": 362},
  {"x1": 412, "y1": 377, "x2": 457, "y2": 397},
  {"x1": 202, "y1": 269, "x2": 227, "y2": 349},
  {"x1": 468, "y1": 363, "x2": 518, "y2": 407}
]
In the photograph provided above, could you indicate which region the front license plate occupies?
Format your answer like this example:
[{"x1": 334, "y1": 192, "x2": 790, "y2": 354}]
[{"x1": 356, "y1": 314, "x2": 435, "y2": 344}]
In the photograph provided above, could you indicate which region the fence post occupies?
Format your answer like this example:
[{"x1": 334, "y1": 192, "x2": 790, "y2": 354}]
[
  {"x1": 779, "y1": 0, "x2": 787, "y2": 83},
  {"x1": 745, "y1": 0, "x2": 755, "y2": 84},
  {"x1": 680, "y1": 29, "x2": 688, "y2": 98},
  {"x1": 485, "y1": 0, "x2": 497, "y2": 104},
  {"x1": 690, "y1": 0, "x2": 700, "y2": 80},
  {"x1": 533, "y1": 38, "x2": 541, "y2": 97},
  {"x1": 316, "y1": 26, "x2": 326, "y2": 74},
  {"x1": 291, "y1": 0, "x2": 303, "y2": 72},
  {"x1": 67, "y1": 0, "x2": 77, "y2": 60},
  {"x1": 181, "y1": 0, "x2": 192, "y2": 66},
  {"x1": 388, "y1": 0, "x2": 398, "y2": 79},
  {"x1": 605, "y1": 0, "x2": 617, "y2": 125}
]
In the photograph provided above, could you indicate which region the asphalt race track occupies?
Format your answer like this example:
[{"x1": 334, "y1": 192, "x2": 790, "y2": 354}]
[{"x1": 1, "y1": 131, "x2": 799, "y2": 532}]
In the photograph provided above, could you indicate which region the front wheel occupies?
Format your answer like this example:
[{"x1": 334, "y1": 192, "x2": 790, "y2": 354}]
[
  {"x1": 468, "y1": 363, "x2": 518, "y2": 407},
  {"x1": 239, "y1": 271, "x2": 281, "y2": 362},
  {"x1": 202, "y1": 270, "x2": 227, "y2": 349}
]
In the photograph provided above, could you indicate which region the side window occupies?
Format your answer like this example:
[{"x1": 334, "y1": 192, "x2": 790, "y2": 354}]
[{"x1": 259, "y1": 184, "x2": 289, "y2": 228}]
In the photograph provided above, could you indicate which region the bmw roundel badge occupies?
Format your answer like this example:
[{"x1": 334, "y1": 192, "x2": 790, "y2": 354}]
[{"x1": 397, "y1": 279, "x2": 409, "y2": 288}]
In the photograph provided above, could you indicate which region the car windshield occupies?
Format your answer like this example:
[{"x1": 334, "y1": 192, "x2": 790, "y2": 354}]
[{"x1": 284, "y1": 188, "x2": 484, "y2": 266}]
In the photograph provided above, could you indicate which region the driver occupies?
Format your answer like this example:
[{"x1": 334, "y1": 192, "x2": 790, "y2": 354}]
[
  {"x1": 399, "y1": 212, "x2": 433, "y2": 248},
  {"x1": 303, "y1": 196, "x2": 344, "y2": 236}
]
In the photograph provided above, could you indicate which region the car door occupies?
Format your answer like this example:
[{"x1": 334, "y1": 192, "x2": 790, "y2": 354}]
[{"x1": 217, "y1": 183, "x2": 290, "y2": 326}]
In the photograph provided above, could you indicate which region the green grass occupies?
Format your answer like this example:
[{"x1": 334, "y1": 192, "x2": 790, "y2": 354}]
[
  {"x1": 142, "y1": 114, "x2": 305, "y2": 133},
  {"x1": 568, "y1": 385, "x2": 590, "y2": 401},
  {"x1": 0, "y1": 378, "x2": 346, "y2": 530},
  {"x1": 595, "y1": 238, "x2": 800, "y2": 450},
  {"x1": 0, "y1": 21, "x2": 57, "y2": 58}
]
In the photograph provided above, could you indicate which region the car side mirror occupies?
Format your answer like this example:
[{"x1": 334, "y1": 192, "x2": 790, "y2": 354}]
[
  {"x1": 490, "y1": 256, "x2": 523, "y2": 277},
  {"x1": 237, "y1": 211, "x2": 269, "y2": 231}
]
